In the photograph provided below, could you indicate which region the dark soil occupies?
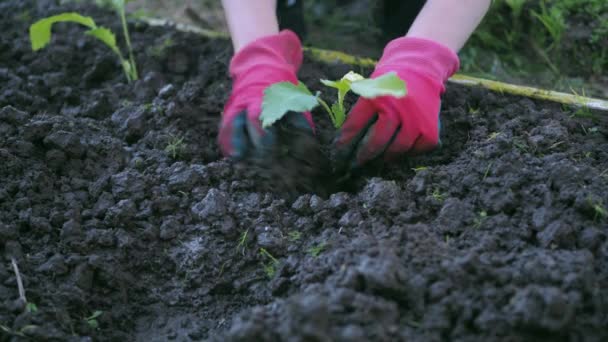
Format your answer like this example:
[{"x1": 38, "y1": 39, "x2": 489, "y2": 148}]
[{"x1": 2, "y1": 1, "x2": 608, "y2": 341}]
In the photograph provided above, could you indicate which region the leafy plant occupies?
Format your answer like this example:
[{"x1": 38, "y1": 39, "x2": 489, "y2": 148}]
[
  {"x1": 29, "y1": 0, "x2": 138, "y2": 82},
  {"x1": 261, "y1": 71, "x2": 406, "y2": 129},
  {"x1": 85, "y1": 310, "x2": 103, "y2": 329}
]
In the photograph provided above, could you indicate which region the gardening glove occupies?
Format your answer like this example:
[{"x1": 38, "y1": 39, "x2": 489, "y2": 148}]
[
  {"x1": 335, "y1": 36, "x2": 460, "y2": 168},
  {"x1": 218, "y1": 30, "x2": 314, "y2": 159}
]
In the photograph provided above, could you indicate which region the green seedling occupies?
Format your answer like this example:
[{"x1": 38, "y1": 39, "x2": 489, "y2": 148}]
[
  {"x1": 483, "y1": 162, "x2": 493, "y2": 180},
  {"x1": 412, "y1": 166, "x2": 428, "y2": 173},
  {"x1": 468, "y1": 105, "x2": 480, "y2": 115},
  {"x1": 487, "y1": 132, "x2": 501, "y2": 141},
  {"x1": 308, "y1": 243, "x2": 326, "y2": 257},
  {"x1": 165, "y1": 136, "x2": 185, "y2": 159},
  {"x1": 25, "y1": 302, "x2": 38, "y2": 313},
  {"x1": 288, "y1": 231, "x2": 302, "y2": 242},
  {"x1": 29, "y1": 0, "x2": 138, "y2": 82},
  {"x1": 431, "y1": 188, "x2": 445, "y2": 202},
  {"x1": 261, "y1": 71, "x2": 406, "y2": 129},
  {"x1": 473, "y1": 210, "x2": 488, "y2": 229},
  {"x1": 587, "y1": 198, "x2": 607, "y2": 221},
  {"x1": 259, "y1": 248, "x2": 279, "y2": 279},
  {"x1": 85, "y1": 310, "x2": 103, "y2": 329},
  {"x1": 237, "y1": 229, "x2": 249, "y2": 253}
]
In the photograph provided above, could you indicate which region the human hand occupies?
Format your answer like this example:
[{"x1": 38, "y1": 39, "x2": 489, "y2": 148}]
[
  {"x1": 218, "y1": 30, "x2": 313, "y2": 159},
  {"x1": 335, "y1": 37, "x2": 459, "y2": 168}
]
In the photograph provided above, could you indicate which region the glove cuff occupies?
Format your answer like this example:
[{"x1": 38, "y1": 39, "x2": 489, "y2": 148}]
[
  {"x1": 229, "y1": 30, "x2": 303, "y2": 79},
  {"x1": 374, "y1": 36, "x2": 460, "y2": 83}
]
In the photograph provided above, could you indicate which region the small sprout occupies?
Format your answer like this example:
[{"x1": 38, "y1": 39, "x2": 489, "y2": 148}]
[
  {"x1": 483, "y1": 162, "x2": 493, "y2": 180},
  {"x1": 86, "y1": 310, "x2": 103, "y2": 330},
  {"x1": 444, "y1": 234, "x2": 451, "y2": 244},
  {"x1": 259, "y1": 248, "x2": 279, "y2": 279},
  {"x1": 588, "y1": 198, "x2": 607, "y2": 221},
  {"x1": 411, "y1": 166, "x2": 428, "y2": 173},
  {"x1": 26, "y1": 302, "x2": 38, "y2": 313},
  {"x1": 261, "y1": 71, "x2": 407, "y2": 129},
  {"x1": 512, "y1": 138, "x2": 529, "y2": 152},
  {"x1": 308, "y1": 243, "x2": 326, "y2": 257},
  {"x1": 468, "y1": 105, "x2": 480, "y2": 114},
  {"x1": 236, "y1": 229, "x2": 249, "y2": 253},
  {"x1": 487, "y1": 132, "x2": 501, "y2": 141},
  {"x1": 288, "y1": 231, "x2": 302, "y2": 242},
  {"x1": 165, "y1": 136, "x2": 185, "y2": 159},
  {"x1": 473, "y1": 210, "x2": 488, "y2": 229},
  {"x1": 29, "y1": 1, "x2": 138, "y2": 82},
  {"x1": 431, "y1": 188, "x2": 445, "y2": 202}
]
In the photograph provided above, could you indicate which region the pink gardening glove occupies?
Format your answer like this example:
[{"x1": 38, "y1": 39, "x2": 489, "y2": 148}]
[
  {"x1": 335, "y1": 37, "x2": 460, "y2": 168},
  {"x1": 218, "y1": 30, "x2": 314, "y2": 159}
]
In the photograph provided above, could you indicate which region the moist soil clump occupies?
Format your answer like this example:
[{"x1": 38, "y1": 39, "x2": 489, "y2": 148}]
[{"x1": 1, "y1": 1, "x2": 608, "y2": 341}]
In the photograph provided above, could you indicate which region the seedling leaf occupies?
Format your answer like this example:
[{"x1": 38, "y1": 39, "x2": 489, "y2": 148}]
[
  {"x1": 85, "y1": 27, "x2": 119, "y2": 54},
  {"x1": 30, "y1": 12, "x2": 96, "y2": 50},
  {"x1": 261, "y1": 81, "x2": 319, "y2": 128},
  {"x1": 350, "y1": 72, "x2": 407, "y2": 99}
]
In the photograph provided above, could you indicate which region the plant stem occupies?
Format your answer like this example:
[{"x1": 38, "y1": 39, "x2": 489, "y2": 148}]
[
  {"x1": 119, "y1": 5, "x2": 138, "y2": 81},
  {"x1": 316, "y1": 97, "x2": 336, "y2": 127}
]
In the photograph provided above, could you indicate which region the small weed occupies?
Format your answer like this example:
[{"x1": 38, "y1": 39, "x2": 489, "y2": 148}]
[
  {"x1": 411, "y1": 166, "x2": 428, "y2": 173},
  {"x1": 588, "y1": 199, "x2": 607, "y2": 221},
  {"x1": 259, "y1": 248, "x2": 279, "y2": 279},
  {"x1": 468, "y1": 105, "x2": 480, "y2": 115},
  {"x1": 513, "y1": 138, "x2": 529, "y2": 152},
  {"x1": 487, "y1": 132, "x2": 501, "y2": 141},
  {"x1": 85, "y1": 310, "x2": 103, "y2": 330},
  {"x1": 473, "y1": 210, "x2": 488, "y2": 229},
  {"x1": 26, "y1": 302, "x2": 38, "y2": 313},
  {"x1": 165, "y1": 136, "x2": 185, "y2": 159},
  {"x1": 431, "y1": 188, "x2": 445, "y2": 202},
  {"x1": 483, "y1": 162, "x2": 493, "y2": 181},
  {"x1": 237, "y1": 229, "x2": 249, "y2": 253},
  {"x1": 308, "y1": 243, "x2": 326, "y2": 257},
  {"x1": 288, "y1": 231, "x2": 302, "y2": 242}
]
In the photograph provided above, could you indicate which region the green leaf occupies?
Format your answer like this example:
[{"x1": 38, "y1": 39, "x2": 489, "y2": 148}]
[
  {"x1": 341, "y1": 71, "x2": 365, "y2": 82},
  {"x1": 260, "y1": 82, "x2": 319, "y2": 128},
  {"x1": 320, "y1": 78, "x2": 351, "y2": 94},
  {"x1": 29, "y1": 12, "x2": 97, "y2": 51},
  {"x1": 85, "y1": 27, "x2": 119, "y2": 54},
  {"x1": 88, "y1": 310, "x2": 103, "y2": 320},
  {"x1": 350, "y1": 72, "x2": 407, "y2": 99}
]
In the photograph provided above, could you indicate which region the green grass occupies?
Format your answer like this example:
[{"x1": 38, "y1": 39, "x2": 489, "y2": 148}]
[
  {"x1": 165, "y1": 135, "x2": 185, "y2": 159},
  {"x1": 308, "y1": 242, "x2": 326, "y2": 257}
]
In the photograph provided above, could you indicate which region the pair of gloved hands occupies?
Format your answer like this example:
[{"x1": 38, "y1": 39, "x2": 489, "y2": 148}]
[{"x1": 218, "y1": 30, "x2": 459, "y2": 168}]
